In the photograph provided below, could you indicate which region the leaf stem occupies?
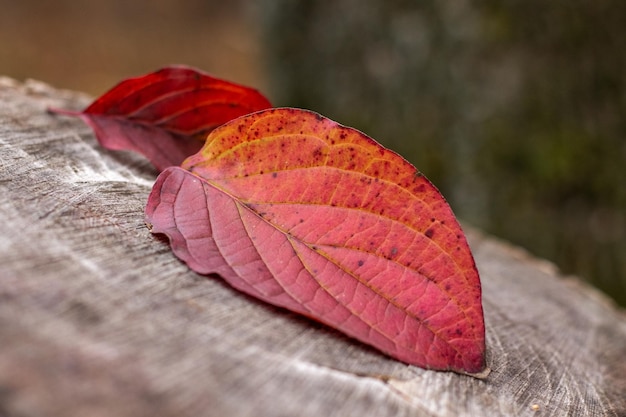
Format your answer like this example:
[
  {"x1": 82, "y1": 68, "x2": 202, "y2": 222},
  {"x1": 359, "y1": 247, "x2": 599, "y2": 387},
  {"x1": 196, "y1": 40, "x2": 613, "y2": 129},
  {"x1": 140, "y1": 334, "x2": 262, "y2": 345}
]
[{"x1": 46, "y1": 107, "x2": 82, "y2": 116}]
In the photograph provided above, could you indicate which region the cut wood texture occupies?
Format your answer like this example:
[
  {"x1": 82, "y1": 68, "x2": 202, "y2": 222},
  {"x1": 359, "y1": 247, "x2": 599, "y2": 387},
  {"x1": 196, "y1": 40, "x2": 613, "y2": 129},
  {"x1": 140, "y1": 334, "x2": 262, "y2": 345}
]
[{"x1": 1, "y1": 76, "x2": 625, "y2": 417}]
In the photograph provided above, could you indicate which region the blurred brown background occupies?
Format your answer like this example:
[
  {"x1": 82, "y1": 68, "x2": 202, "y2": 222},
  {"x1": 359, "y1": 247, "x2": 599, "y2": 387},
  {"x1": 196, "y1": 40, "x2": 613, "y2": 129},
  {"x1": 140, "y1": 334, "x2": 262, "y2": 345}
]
[
  {"x1": 0, "y1": 0, "x2": 266, "y2": 93},
  {"x1": 2, "y1": 0, "x2": 624, "y2": 307}
]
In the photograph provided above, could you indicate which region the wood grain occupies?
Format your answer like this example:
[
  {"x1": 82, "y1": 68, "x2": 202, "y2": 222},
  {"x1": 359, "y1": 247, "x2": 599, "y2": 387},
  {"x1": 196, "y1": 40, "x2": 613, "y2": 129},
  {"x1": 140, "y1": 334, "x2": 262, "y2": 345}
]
[{"x1": 1, "y1": 76, "x2": 625, "y2": 417}]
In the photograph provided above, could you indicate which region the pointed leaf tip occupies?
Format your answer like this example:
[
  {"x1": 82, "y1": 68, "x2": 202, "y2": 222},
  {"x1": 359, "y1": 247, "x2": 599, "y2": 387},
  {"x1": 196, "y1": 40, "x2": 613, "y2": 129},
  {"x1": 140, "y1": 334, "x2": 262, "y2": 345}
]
[
  {"x1": 146, "y1": 107, "x2": 486, "y2": 374},
  {"x1": 49, "y1": 65, "x2": 272, "y2": 171}
]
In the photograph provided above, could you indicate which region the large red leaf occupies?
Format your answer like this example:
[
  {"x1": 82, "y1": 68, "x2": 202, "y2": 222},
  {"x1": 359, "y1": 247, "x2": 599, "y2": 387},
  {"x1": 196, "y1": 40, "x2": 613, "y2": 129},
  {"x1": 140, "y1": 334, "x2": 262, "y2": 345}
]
[
  {"x1": 49, "y1": 66, "x2": 272, "y2": 171},
  {"x1": 145, "y1": 108, "x2": 487, "y2": 375}
]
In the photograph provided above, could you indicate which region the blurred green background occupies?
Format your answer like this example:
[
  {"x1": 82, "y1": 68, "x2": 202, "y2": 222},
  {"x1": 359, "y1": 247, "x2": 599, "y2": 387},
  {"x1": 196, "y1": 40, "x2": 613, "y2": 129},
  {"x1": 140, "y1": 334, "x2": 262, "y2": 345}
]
[{"x1": 2, "y1": 0, "x2": 624, "y2": 306}]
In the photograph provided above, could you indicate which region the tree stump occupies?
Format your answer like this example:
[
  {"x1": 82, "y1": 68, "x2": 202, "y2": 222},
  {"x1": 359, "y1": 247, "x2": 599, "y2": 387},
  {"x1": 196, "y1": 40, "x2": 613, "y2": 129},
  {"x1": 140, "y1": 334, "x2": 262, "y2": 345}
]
[{"x1": 1, "y1": 76, "x2": 625, "y2": 417}]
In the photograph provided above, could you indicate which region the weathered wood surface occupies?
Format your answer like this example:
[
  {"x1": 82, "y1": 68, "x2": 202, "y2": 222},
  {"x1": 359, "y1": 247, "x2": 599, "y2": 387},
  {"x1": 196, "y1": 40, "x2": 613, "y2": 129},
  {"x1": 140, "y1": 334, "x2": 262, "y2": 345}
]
[{"x1": 1, "y1": 76, "x2": 625, "y2": 417}]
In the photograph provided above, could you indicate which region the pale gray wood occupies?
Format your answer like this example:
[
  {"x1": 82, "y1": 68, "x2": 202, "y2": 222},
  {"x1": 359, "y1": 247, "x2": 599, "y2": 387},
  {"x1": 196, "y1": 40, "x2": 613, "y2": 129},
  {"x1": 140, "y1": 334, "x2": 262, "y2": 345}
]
[{"x1": 1, "y1": 76, "x2": 624, "y2": 417}]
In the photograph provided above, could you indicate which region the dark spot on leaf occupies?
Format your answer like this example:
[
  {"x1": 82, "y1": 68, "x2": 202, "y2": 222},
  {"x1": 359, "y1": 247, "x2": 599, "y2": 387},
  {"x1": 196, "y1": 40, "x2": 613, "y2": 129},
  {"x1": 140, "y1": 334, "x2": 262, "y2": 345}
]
[
  {"x1": 272, "y1": 172, "x2": 278, "y2": 178},
  {"x1": 358, "y1": 260, "x2": 364, "y2": 267},
  {"x1": 425, "y1": 228, "x2": 435, "y2": 239},
  {"x1": 313, "y1": 147, "x2": 323, "y2": 158}
]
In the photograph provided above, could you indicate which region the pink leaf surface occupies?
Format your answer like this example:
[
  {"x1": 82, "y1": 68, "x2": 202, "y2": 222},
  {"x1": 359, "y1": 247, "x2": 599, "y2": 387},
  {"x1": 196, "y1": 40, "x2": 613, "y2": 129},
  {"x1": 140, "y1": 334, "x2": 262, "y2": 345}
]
[
  {"x1": 49, "y1": 66, "x2": 272, "y2": 171},
  {"x1": 145, "y1": 108, "x2": 486, "y2": 375}
]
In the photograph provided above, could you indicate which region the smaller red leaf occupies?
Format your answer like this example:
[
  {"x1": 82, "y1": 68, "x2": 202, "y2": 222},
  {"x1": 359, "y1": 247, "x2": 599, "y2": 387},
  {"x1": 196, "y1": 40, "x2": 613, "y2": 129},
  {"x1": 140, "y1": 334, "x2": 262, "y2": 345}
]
[{"x1": 49, "y1": 66, "x2": 272, "y2": 171}]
